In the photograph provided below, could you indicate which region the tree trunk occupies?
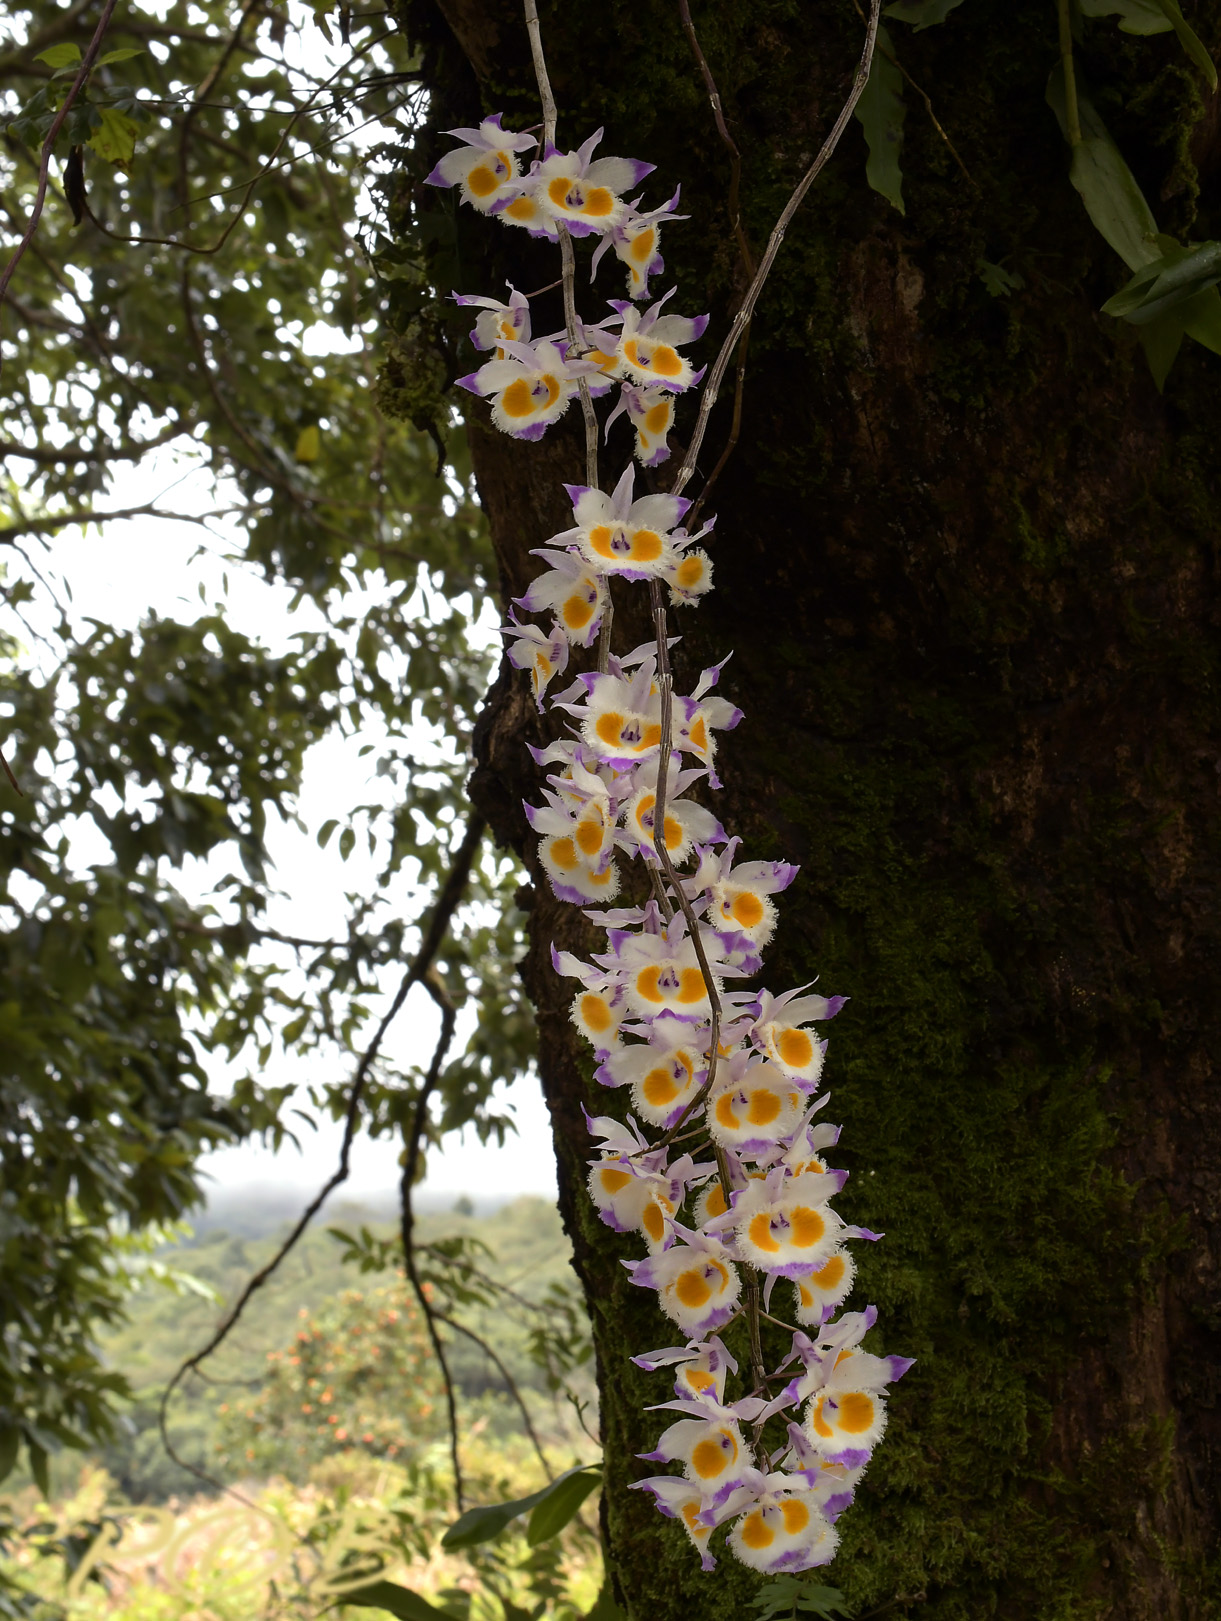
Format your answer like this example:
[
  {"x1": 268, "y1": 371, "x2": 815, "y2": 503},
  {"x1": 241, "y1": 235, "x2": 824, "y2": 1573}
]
[{"x1": 395, "y1": 1, "x2": 1221, "y2": 1614}]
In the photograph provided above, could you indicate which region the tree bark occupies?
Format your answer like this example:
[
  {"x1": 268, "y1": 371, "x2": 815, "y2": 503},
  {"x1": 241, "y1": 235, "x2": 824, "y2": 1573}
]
[{"x1": 395, "y1": 2, "x2": 1221, "y2": 1615}]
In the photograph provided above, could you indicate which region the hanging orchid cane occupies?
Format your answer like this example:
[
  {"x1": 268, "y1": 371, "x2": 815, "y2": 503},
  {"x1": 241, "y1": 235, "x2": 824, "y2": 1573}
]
[{"x1": 426, "y1": 0, "x2": 904, "y2": 1577}]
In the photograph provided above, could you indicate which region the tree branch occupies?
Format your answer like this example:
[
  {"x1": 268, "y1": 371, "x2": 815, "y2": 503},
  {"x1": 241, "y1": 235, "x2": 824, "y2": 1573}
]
[
  {"x1": 0, "y1": 0, "x2": 120, "y2": 317},
  {"x1": 400, "y1": 972, "x2": 464, "y2": 1510},
  {"x1": 0, "y1": 502, "x2": 236, "y2": 543},
  {"x1": 432, "y1": 1307, "x2": 554, "y2": 1483},
  {"x1": 0, "y1": 422, "x2": 190, "y2": 466},
  {"x1": 156, "y1": 813, "x2": 486, "y2": 1493}
]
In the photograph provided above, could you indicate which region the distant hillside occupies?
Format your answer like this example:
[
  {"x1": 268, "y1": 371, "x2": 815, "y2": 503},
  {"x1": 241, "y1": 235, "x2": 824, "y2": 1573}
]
[
  {"x1": 191, "y1": 1186, "x2": 521, "y2": 1241},
  {"x1": 56, "y1": 1193, "x2": 586, "y2": 1503}
]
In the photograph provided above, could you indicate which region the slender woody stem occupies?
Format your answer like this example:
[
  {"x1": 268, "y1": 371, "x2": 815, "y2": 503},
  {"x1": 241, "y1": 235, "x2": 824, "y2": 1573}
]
[
  {"x1": 670, "y1": 0, "x2": 883, "y2": 499},
  {"x1": 644, "y1": 576, "x2": 723, "y2": 1151},
  {"x1": 401, "y1": 974, "x2": 464, "y2": 1509},
  {"x1": 523, "y1": 1, "x2": 599, "y2": 491},
  {"x1": 158, "y1": 815, "x2": 485, "y2": 1495},
  {"x1": 647, "y1": 10, "x2": 884, "y2": 1455}
]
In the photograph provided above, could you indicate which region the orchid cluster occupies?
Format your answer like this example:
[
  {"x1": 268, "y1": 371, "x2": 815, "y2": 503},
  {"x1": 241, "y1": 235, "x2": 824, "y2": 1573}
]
[
  {"x1": 429, "y1": 115, "x2": 699, "y2": 463},
  {"x1": 430, "y1": 105, "x2": 909, "y2": 1578}
]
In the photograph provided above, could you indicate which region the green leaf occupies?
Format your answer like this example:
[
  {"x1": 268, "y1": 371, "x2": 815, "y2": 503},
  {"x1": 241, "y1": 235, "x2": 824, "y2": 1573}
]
[
  {"x1": 1079, "y1": 0, "x2": 1172, "y2": 34},
  {"x1": 441, "y1": 1465, "x2": 601, "y2": 1551},
  {"x1": 331, "y1": 1581, "x2": 450, "y2": 1619},
  {"x1": 1047, "y1": 66, "x2": 1160, "y2": 271},
  {"x1": 1102, "y1": 240, "x2": 1221, "y2": 322},
  {"x1": 27, "y1": 1439, "x2": 49, "y2": 1497},
  {"x1": 317, "y1": 817, "x2": 339, "y2": 848},
  {"x1": 338, "y1": 826, "x2": 355, "y2": 860},
  {"x1": 1182, "y1": 284, "x2": 1221, "y2": 355},
  {"x1": 1154, "y1": 0, "x2": 1217, "y2": 88},
  {"x1": 584, "y1": 1589, "x2": 626, "y2": 1620},
  {"x1": 751, "y1": 1577, "x2": 854, "y2": 1620},
  {"x1": 525, "y1": 1467, "x2": 601, "y2": 1545},
  {"x1": 0, "y1": 1428, "x2": 19, "y2": 1483},
  {"x1": 854, "y1": 25, "x2": 906, "y2": 214},
  {"x1": 35, "y1": 43, "x2": 81, "y2": 69},
  {"x1": 1138, "y1": 312, "x2": 1185, "y2": 390},
  {"x1": 977, "y1": 259, "x2": 1025, "y2": 297},
  {"x1": 96, "y1": 47, "x2": 146, "y2": 66},
  {"x1": 87, "y1": 106, "x2": 140, "y2": 167},
  {"x1": 1069, "y1": 138, "x2": 1161, "y2": 270},
  {"x1": 295, "y1": 424, "x2": 321, "y2": 462},
  {"x1": 884, "y1": 0, "x2": 967, "y2": 27}
]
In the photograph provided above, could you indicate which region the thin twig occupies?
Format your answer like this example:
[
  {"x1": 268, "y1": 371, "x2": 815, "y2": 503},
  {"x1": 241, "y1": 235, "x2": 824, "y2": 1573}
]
[
  {"x1": 643, "y1": 577, "x2": 722, "y2": 1151},
  {"x1": 176, "y1": 0, "x2": 258, "y2": 217},
  {"x1": 432, "y1": 1309, "x2": 554, "y2": 1482},
  {"x1": 671, "y1": 0, "x2": 883, "y2": 500},
  {"x1": 157, "y1": 815, "x2": 485, "y2": 1493},
  {"x1": 743, "y1": 1269, "x2": 769, "y2": 1467},
  {"x1": 686, "y1": 323, "x2": 748, "y2": 531},
  {"x1": 676, "y1": 0, "x2": 755, "y2": 277},
  {"x1": 0, "y1": 422, "x2": 188, "y2": 466},
  {"x1": 400, "y1": 974, "x2": 465, "y2": 1510},
  {"x1": 677, "y1": 0, "x2": 757, "y2": 525},
  {"x1": 0, "y1": 503, "x2": 239, "y2": 544},
  {"x1": 0, "y1": 0, "x2": 119, "y2": 313},
  {"x1": 0, "y1": 746, "x2": 22, "y2": 796},
  {"x1": 87, "y1": 34, "x2": 393, "y2": 255}
]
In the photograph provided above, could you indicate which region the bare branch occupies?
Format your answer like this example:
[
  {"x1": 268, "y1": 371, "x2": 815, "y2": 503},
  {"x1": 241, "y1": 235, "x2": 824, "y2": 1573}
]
[
  {"x1": 432, "y1": 1308, "x2": 554, "y2": 1482},
  {"x1": 0, "y1": 502, "x2": 237, "y2": 544},
  {"x1": 400, "y1": 972, "x2": 464, "y2": 1509},
  {"x1": 156, "y1": 814, "x2": 486, "y2": 1494},
  {"x1": 0, "y1": 422, "x2": 191, "y2": 466}
]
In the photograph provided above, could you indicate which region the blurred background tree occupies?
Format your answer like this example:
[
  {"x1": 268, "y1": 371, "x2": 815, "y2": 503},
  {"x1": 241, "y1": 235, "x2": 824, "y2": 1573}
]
[{"x1": 0, "y1": 0, "x2": 534, "y2": 1503}]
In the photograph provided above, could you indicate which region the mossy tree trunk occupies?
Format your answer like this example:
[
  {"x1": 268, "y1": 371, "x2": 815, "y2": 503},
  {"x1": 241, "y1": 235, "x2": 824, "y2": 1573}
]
[{"x1": 393, "y1": 1, "x2": 1221, "y2": 1614}]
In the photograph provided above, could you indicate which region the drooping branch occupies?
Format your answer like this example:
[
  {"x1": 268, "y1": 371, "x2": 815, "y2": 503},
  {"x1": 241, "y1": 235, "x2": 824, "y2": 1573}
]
[
  {"x1": 157, "y1": 813, "x2": 486, "y2": 1492},
  {"x1": 399, "y1": 972, "x2": 464, "y2": 1509}
]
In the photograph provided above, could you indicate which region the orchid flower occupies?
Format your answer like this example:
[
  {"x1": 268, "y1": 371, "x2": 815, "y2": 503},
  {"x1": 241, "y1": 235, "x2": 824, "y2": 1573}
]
[
  {"x1": 592, "y1": 188, "x2": 686, "y2": 298},
  {"x1": 626, "y1": 1222, "x2": 742, "y2": 1336},
  {"x1": 516, "y1": 546, "x2": 609, "y2": 647},
  {"x1": 453, "y1": 287, "x2": 532, "y2": 353},
  {"x1": 613, "y1": 291, "x2": 708, "y2": 391},
  {"x1": 457, "y1": 337, "x2": 601, "y2": 440},
  {"x1": 561, "y1": 463, "x2": 690, "y2": 580},
  {"x1": 708, "y1": 1056, "x2": 805, "y2": 1155},
  {"x1": 424, "y1": 113, "x2": 536, "y2": 211},
  {"x1": 526, "y1": 129, "x2": 654, "y2": 236},
  {"x1": 501, "y1": 616, "x2": 568, "y2": 706},
  {"x1": 605, "y1": 381, "x2": 676, "y2": 466},
  {"x1": 617, "y1": 762, "x2": 726, "y2": 866}
]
